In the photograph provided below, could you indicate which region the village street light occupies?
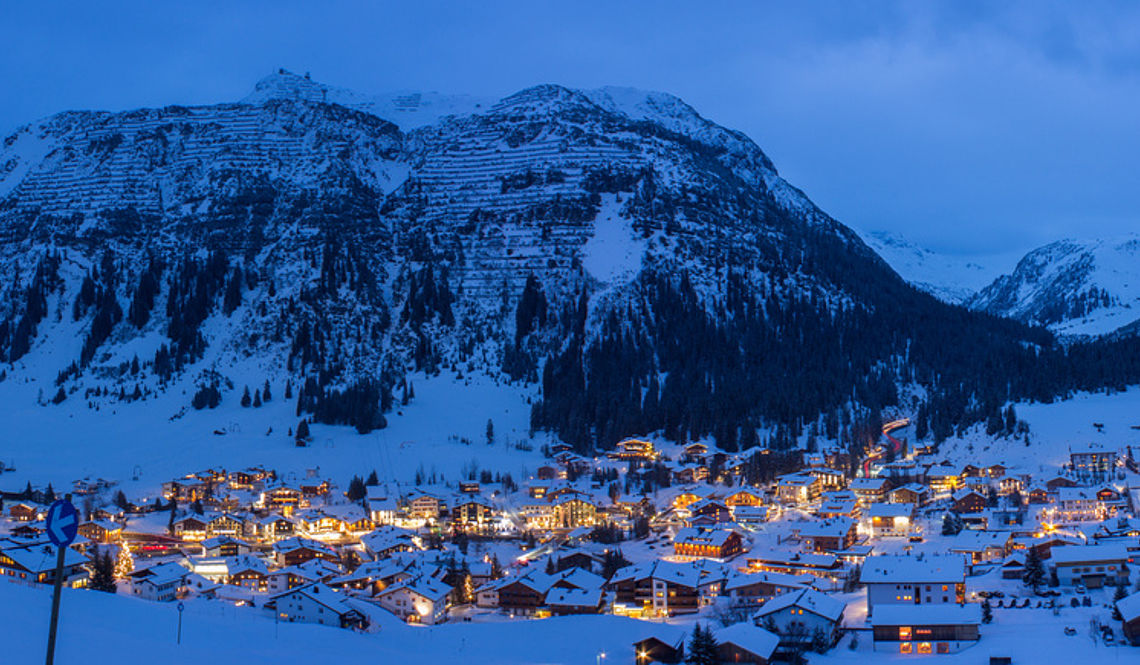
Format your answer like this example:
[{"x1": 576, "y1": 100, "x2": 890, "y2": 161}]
[{"x1": 596, "y1": 651, "x2": 606, "y2": 665}]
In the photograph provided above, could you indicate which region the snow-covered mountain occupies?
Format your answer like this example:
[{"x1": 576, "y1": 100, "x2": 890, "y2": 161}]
[
  {"x1": 968, "y1": 235, "x2": 1140, "y2": 337},
  {"x1": 0, "y1": 69, "x2": 1131, "y2": 454},
  {"x1": 860, "y1": 230, "x2": 1018, "y2": 304}
]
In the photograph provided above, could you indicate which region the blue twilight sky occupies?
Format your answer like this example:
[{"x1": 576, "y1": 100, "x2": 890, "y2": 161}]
[{"x1": 2, "y1": 1, "x2": 1139, "y2": 256}]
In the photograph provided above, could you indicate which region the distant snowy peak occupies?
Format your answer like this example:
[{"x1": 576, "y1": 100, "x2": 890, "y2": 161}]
[
  {"x1": 242, "y1": 69, "x2": 492, "y2": 130},
  {"x1": 969, "y1": 235, "x2": 1140, "y2": 337},
  {"x1": 861, "y1": 230, "x2": 1017, "y2": 304}
]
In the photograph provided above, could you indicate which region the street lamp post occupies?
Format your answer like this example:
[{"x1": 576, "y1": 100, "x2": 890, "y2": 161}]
[{"x1": 596, "y1": 650, "x2": 606, "y2": 665}]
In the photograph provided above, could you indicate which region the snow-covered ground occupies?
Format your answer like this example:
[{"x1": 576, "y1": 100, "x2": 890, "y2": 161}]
[
  {"x1": 0, "y1": 369, "x2": 549, "y2": 500},
  {"x1": 937, "y1": 387, "x2": 1140, "y2": 471},
  {"x1": 0, "y1": 580, "x2": 682, "y2": 665}
]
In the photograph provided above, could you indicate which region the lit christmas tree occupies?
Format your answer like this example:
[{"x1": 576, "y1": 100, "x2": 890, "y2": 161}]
[{"x1": 114, "y1": 542, "x2": 134, "y2": 579}]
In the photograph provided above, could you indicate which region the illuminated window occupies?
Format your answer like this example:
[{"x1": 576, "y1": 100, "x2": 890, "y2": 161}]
[
  {"x1": 898, "y1": 627, "x2": 912, "y2": 640},
  {"x1": 918, "y1": 643, "x2": 932, "y2": 654},
  {"x1": 900, "y1": 643, "x2": 912, "y2": 654}
]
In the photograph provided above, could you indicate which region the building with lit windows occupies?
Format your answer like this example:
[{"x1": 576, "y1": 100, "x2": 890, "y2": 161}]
[
  {"x1": 860, "y1": 554, "x2": 966, "y2": 614},
  {"x1": 870, "y1": 604, "x2": 981, "y2": 654},
  {"x1": 673, "y1": 527, "x2": 744, "y2": 559},
  {"x1": 752, "y1": 588, "x2": 845, "y2": 648}
]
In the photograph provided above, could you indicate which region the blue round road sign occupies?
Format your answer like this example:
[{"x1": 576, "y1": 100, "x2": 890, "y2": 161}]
[{"x1": 46, "y1": 499, "x2": 79, "y2": 547}]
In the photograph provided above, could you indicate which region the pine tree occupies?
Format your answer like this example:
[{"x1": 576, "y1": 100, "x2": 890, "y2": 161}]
[
  {"x1": 114, "y1": 490, "x2": 130, "y2": 511},
  {"x1": 43, "y1": 483, "x2": 56, "y2": 503},
  {"x1": 346, "y1": 476, "x2": 367, "y2": 502},
  {"x1": 545, "y1": 556, "x2": 556, "y2": 575},
  {"x1": 262, "y1": 379, "x2": 272, "y2": 402},
  {"x1": 486, "y1": 419, "x2": 495, "y2": 446},
  {"x1": 981, "y1": 598, "x2": 993, "y2": 624},
  {"x1": 240, "y1": 386, "x2": 252, "y2": 407},
  {"x1": 89, "y1": 549, "x2": 117, "y2": 592},
  {"x1": 365, "y1": 470, "x2": 379, "y2": 486},
  {"x1": 1022, "y1": 548, "x2": 1045, "y2": 590},
  {"x1": 295, "y1": 419, "x2": 311, "y2": 443},
  {"x1": 941, "y1": 513, "x2": 962, "y2": 536},
  {"x1": 1112, "y1": 580, "x2": 1128, "y2": 621},
  {"x1": 686, "y1": 623, "x2": 719, "y2": 665},
  {"x1": 284, "y1": 380, "x2": 293, "y2": 399},
  {"x1": 167, "y1": 499, "x2": 178, "y2": 535},
  {"x1": 253, "y1": 389, "x2": 262, "y2": 407}
]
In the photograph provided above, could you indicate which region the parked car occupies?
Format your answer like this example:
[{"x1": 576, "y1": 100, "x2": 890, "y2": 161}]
[{"x1": 1064, "y1": 627, "x2": 1077, "y2": 636}]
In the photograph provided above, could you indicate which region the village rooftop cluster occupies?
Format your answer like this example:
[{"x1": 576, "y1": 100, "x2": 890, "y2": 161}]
[{"x1": 3, "y1": 434, "x2": 1140, "y2": 662}]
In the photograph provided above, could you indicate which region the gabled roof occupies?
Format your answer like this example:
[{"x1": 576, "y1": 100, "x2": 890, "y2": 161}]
[
  {"x1": 545, "y1": 586, "x2": 602, "y2": 608},
  {"x1": 1117, "y1": 590, "x2": 1140, "y2": 623},
  {"x1": 0, "y1": 542, "x2": 87, "y2": 573},
  {"x1": 753, "y1": 588, "x2": 845, "y2": 622},
  {"x1": 379, "y1": 574, "x2": 451, "y2": 603},
  {"x1": 723, "y1": 570, "x2": 811, "y2": 592},
  {"x1": 867, "y1": 503, "x2": 914, "y2": 518},
  {"x1": 273, "y1": 582, "x2": 360, "y2": 617},
  {"x1": 715, "y1": 624, "x2": 780, "y2": 659}
]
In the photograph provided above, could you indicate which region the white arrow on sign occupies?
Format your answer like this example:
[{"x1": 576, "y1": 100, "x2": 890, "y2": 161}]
[{"x1": 49, "y1": 506, "x2": 75, "y2": 543}]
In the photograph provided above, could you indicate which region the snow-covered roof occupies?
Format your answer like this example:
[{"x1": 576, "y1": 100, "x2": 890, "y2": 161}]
[
  {"x1": 860, "y1": 554, "x2": 966, "y2": 584},
  {"x1": 714, "y1": 624, "x2": 780, "y2": 659},
  {"x1": 1117, "y1": 590, "x2": 1140, "y2": 622},
  {"x1": 724, "y1": 570, "x2": 811, "y2": 592},
  {"x1": 870, "y1": 603, "x2": 982, "y2": 626},
  {"x1": 545, "y1": 586, "x2": 602, "y2": 608},
  {"x1": 753, "y1": 588, "x2": 845, "y2": 622},
  {"x1": 867, "y1": 503, "x2": 914, "y2": 518},
  {"x1": 1050, "y1": 544, "x2": 1130, "y2": 565}
]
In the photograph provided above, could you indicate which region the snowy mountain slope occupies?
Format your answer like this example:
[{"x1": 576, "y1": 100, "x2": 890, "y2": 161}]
[
  {"x1": 861, "y1": 230, "x2": 1020, "y2": 304},
  {"x1": 968, "y1": 235, "x2": 1140, "y2": 336},
  {"x1": 1, "y1": 69, "x2": 1132, "y2": 462}
]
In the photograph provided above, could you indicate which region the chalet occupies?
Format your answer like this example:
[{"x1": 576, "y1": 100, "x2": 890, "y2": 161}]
[
  {"x1": 724, "y1": 570, "x2": 812, "y2": 606},
  {"x1": 866, "y1": 503, "x2": 915, "y2": 537},
  {"x1": 948, "y1": 530, "x2": 1011, "y2": 565},
  {"x1": 816, "y1": 500, "x2": 860, "y2": 520},
  {"x1": 272, "y1": 583, "x2": 365, "y2": 629},
  {"x1": 714, "y1": 624, "x2": 781, "y2": 664},
  {"x1": 890, "y1": 483, "x2": 929, "y2": 507},
  {"x1": 1070, "y1": 445, "x2": 1117, "y2": 478},
  {"x1": 807, "y1": 467, "x2": 846, "y2": 491},
  {"x1": 404, "y1": 491, "x2": 444, "y2": 521},
  {"x1": 997, "y1": 475, "x2": 1024, "y2": 496},
  {"x1": 1050, "y1": 544, "x2": 1130, "y2": 588},
  {"x1": 360, "y1": 527, "x2": 418, "y2": 559},
  {"x1": 367, "y1": 494, "x2": 401, "y2": 526},
  {"x1": 681, "y1": 442, "x2": 709, "y2": 463},
  {"x1": 950, "y1": 489, "x2": 986, "y2": 514},
  {"x1": 746, "y1": 552, "x2": 844, "y2": 583},
  {"x1": 608, "y1": 560, "x2": 726, "y2": 617},
  {"x1": 672, "y1": 488, "x2": 714, "y2": 511},
  {"x1": 452, "y1": 499, "x2": 496, "y2": 530},
  {"x1": 1027, "y1": 485, "x2": 1051, "y2": 504},
  {"x1": 458, "y1": 481, "x2": 481, "y2": 494},
  {"x1": 860, "y1": 554, "x2": 966, "y2": 613},
  {"x1": 128, "y1": 562, "x2": 188, "y2": 602},
  {"x1": 257, "y1": 515, "x2": 296, "y2": 541},
  {"x1": 273, "y1": 537, "x2": 339, "y2": 567},
  {"x1": 1118, "y1": 590, "x2": 1140, "y2": 646},
  {"x1": 608, "y1": 438, "x2": 657, "y2": 461},
  {"x1": 1053, "y1": 487, "x2": 1106, "y2": 522},
  {"x1": 672, "y1": 464, "x2": 709, "y2": 484},
  {"x1": 201, "y1": 535, "x2": 252, "y2": 557},
  {"x1": 261, "y1": 484, "x2": 305, "y2": 515},
  {"x1": 551, "y1": 496, "x2": 597, "y2": 528},
  {"x1": 687, "y1": 499, "x2": 732, "y2": 525},
  {"x1": 77, "y1": 519, "x2": 122, "y2": 544},
  {"x1": 673, "y1": 527, "x2": 744, "y2": 559},
  {"x1": 545, "y1": 585, "x2": 605, "y2": 615},
  {"x1": 205, "y1": 513, "x2": 244, "y2": 538},
  {"x1": 731, "y1": 505, "x2": 775, "y2": 526},
  {"x1": 299, "y1": 479, "x2": 331, "y2": 498},
  {"x1": 925, "y1": 468, "x2": 960, "y2": 494},
  {"x1": 267, "y1": 559, "x2": 341, "y2": 594},
  {"x1": 1000, "y1": 554, "x2": 1026, "y2": 579},
  {"x1": 752, "y1": 588, "x2": 845, "y2": 648},
  {"x1": 871, "y1": 604, "x2": 981, "y2": 654},
  {"x1": 795, "y1": 518, "x2": 857, "y2": 553},
  {"x1": 632, "y1": 633, "x2": 686, "y2": 664},
  {"x1": 776, "y1": 474, "x2": 822, "y2": 504},
  {"x1": 1045, "y1": 475, "x2": 1078, "y2": 491},
  {"x1": 7, "y1": 503, "x2": 42, "y2": 522},
  {"x1": 172, "y1": 515, "x2": 209, "y2": 540},
  {"x1": 376, "y1": 575, "x2": 452, "y2": 624},
  {"x1": 0, "y1": 541, "x2": 89, "y2": 587},
  {"x1": 725, "y1": 488, "x2": 766, "y2": 507},
  {"x1": 850, "y1": 477, "x2": 892, "y2": 506}
]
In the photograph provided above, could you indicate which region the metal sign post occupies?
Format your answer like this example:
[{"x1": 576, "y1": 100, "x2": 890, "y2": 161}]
[
  {"x1": 44, "y1": 496, "x2": 78, "y2": 665},
  {"x1": 176, "y1": 602, "x2": 184, "y2": 644}
]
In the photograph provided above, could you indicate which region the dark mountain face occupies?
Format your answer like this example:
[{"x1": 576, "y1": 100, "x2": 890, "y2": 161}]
[{"x1": 1, "y1": 72, "x2": 1137, "y2": 450}]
